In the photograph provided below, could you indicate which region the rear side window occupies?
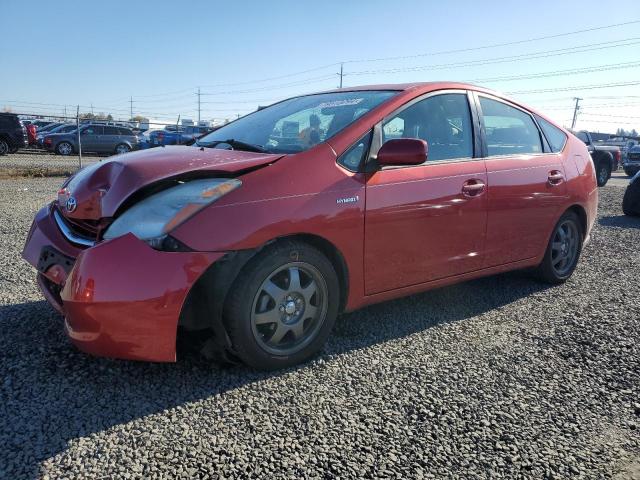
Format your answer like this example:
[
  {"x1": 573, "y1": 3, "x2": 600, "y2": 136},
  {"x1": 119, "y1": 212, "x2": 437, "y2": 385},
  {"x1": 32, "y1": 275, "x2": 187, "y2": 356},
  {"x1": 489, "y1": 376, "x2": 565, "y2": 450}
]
[
  {"x1": 479, "y1": 97, "x2": 542, "y2": 156},
  {"x1": 104, "y1": 126, "x2": 119, "y2": 135},
  {"x1": 535, "y1": 116, "x2": 567, "y2": 153},
  {"x1": 117, "y1": 127, "x2": 132, "y2": 135}
]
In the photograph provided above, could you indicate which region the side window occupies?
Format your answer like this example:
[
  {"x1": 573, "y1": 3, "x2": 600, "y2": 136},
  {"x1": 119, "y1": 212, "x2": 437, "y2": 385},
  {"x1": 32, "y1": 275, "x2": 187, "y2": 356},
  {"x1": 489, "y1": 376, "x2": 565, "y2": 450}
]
[
  {"x1": 338, "y1": 131, "x2": 372, "y2": 171},
  {"x1": 576, "y1": 131, "x2": 589, "y2": 144},
  {"x1": 104, "y1": 126, "x2": 119, "y2": 135},
  {"x1": 535, "y1": 115, "x2": 567, "y2": 153},
  {"x1": 479, "y1": 97, "x2": 542, "y2": 156},
  {"x1": 118, "y1": 127, "x2": 132, "y2": 135},
  {"x1": 382, "y1": 93, "x2": 473, "y2": 162}
]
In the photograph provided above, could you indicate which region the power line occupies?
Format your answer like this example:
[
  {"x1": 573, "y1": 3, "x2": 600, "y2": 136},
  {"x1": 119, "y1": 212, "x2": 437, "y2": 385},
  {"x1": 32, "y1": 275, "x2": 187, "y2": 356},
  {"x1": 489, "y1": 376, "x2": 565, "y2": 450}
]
[
  {"x1": 200, "y1": 74, "x2": 336, "y2": 96},
  {"x1": 507, "y1": 80, "x2": 640, "y2": 95},
  {"x1": 346, "y1": 37, "x2": 640, "y2": 76},
  {"x1": 465, "y1": 60, "x2": 640, "y2": 83},
  {"x1": 344, "y1": 19, "x2": 640, "y2": 64}
]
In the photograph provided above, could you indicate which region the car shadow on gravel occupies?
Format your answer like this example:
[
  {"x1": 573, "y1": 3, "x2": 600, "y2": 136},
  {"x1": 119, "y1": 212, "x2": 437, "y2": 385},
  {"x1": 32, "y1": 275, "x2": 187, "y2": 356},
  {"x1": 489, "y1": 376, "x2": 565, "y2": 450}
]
[
  {"x1": 599, "y1": 215, "x2": 640, "y2": 229},
  {"x1": 1, "y1": 271, "x2": 549, "y2": 477}
]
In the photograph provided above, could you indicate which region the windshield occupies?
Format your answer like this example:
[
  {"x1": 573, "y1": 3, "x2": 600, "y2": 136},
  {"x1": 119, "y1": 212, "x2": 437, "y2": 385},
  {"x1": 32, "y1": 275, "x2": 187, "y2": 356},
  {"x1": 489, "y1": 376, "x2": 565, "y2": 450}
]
[{"x1": 196, "y1": 90, "x2": 398, "y2": 153}]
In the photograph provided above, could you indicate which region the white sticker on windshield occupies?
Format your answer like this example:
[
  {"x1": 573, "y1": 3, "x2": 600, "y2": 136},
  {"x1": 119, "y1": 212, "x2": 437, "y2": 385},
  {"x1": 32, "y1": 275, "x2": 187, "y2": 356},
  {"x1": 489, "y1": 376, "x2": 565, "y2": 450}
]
[{"x1": 318, "y1": 98, "x2": 364, "y2": 108}]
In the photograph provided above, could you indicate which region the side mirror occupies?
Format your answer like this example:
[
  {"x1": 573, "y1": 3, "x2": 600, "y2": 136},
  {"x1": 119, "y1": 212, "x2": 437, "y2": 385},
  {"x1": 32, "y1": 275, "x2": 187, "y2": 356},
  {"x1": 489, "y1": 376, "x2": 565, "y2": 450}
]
[{"x1": 377, "y1": 138, "x2": 428, "y2": 166}]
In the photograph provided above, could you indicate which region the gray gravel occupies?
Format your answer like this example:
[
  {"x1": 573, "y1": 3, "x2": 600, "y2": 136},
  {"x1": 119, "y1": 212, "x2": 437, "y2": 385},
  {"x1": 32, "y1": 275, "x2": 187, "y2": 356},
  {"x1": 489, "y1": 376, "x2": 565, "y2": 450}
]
[
  {"x1": 0, "y1": 151, "x2": 101, "y2": 177},
  {"x1": 1, "y1": 177, "x2": 639, "y2": 479}
]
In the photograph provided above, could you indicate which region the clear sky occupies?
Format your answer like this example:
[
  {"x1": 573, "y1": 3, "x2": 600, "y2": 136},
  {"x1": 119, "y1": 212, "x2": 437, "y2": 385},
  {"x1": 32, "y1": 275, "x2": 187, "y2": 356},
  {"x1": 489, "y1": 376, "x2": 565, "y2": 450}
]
[{"x1": 1, "y1": 0, "x2": 639, "y2": 133}]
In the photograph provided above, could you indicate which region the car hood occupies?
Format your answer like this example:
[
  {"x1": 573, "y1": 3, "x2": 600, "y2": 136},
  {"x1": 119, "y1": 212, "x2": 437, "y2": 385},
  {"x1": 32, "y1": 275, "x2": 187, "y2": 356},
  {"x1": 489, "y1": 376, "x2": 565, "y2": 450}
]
[{"x1": 58, "y1": 145, "x2": 285, "y2": 220}]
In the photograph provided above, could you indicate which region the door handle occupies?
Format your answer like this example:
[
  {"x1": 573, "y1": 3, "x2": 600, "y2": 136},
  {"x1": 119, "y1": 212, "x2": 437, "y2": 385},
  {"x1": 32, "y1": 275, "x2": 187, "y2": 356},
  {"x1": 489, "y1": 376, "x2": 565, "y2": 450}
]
[
  {"x1": 462, "y1": 179, "x2": 486, "y2": 197},
  {"x1": 548, "y1": 170, "x2": 564, "y2": 185}
]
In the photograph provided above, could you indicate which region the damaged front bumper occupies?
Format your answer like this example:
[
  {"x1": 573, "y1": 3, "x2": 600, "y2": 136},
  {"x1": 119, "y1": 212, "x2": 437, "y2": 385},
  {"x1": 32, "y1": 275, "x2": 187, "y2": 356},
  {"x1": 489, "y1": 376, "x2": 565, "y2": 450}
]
[{"x1": 22, "y1": 204, "x2": 223, "y2": 362}]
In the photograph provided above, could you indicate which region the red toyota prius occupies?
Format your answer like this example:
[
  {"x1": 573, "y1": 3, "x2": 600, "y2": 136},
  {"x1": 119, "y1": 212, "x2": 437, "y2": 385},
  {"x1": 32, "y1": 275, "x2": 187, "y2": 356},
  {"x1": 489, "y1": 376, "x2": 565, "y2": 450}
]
[{"x1": 23, "y1": 82, "x2": 598, "y2": 370}]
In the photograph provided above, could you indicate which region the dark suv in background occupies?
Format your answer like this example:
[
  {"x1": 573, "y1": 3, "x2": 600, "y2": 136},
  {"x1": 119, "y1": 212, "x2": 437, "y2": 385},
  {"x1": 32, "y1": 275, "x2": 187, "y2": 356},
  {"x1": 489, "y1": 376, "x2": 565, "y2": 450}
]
[
  {"x1": 0, "y1": 113, "x2": 28, "y2": 155},
  {"x1": 43, "y1": 124, "x2": 139, "y2": 155}
]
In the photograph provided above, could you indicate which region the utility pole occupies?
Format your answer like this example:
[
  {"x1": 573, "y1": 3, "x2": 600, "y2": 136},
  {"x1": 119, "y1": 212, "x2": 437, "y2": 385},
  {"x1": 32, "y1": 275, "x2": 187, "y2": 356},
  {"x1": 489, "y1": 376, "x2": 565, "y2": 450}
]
[
  {"x1": 571, "y1": 97, "x2": 582, "y2": 129},
  {"x1": 338, "y1": 62, "x2": 344, "y2": 88},
  {"x1": 197, "y1": 87, "x2": 201, "y2": 124},
  {"x1": 130, "y1": 96, "x2": 134, "y2": 120},
  {"x1": 91, "y1": 103, "x2": 94, "y2": 115},
  {"x1": 76, "y1": 105, "x2": 82, "y2": 169}
]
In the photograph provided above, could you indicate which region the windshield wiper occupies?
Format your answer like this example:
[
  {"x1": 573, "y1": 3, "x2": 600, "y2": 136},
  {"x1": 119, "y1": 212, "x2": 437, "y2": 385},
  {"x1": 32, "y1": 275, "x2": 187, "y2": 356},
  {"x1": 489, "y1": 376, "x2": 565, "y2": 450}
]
[{"x1": 199, "y1": 138, "x2": 268, "y2": 153}]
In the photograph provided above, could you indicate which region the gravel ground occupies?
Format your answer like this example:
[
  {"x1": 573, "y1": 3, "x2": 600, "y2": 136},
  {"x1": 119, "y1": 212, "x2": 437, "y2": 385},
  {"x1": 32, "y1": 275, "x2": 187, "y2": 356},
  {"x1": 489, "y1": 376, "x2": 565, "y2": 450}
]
[
  {"x1": 1, "y1": 177, "x2": 639, "y2": 479},
  {"x1": 0, "y1": 151, "x2": 102, "y2": 178}
]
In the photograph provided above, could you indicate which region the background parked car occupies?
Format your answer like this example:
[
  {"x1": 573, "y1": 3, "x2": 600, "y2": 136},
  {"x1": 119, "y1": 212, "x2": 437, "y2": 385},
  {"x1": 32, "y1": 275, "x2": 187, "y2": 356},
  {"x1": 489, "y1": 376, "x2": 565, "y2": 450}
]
[
  {"x1": 573, "y1": 130, "x2": 621, "y2": 187},
  {"x1": 0, "y1": 112, "x2": 28, "y2": 155},
  {"x1": 622, "y1": 170, "x2": 640, "y2": 216},
  {"x1": 623, "y1": 145, "x2": 640, "y2": 177},
  {"x1": 44, "y1": 124, "x2": 139, "y2": 155},
  {"x1": 25, "y1": 123, "x2": 37, "y2": 145},
  {"x1": 36, "y1": 123, "x2": 77, "y2": 147},
  {"x1": 147, "y1": 125, "x2": 212, "y2": 147}
]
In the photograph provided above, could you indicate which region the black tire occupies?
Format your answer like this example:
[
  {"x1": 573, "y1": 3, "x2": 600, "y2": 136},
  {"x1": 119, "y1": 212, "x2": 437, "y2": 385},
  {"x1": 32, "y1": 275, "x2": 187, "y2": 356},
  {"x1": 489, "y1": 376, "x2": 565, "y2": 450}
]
[
  {"x1": 114, "y1": 143, "x2": 130, "y2": 155},
  {"x1": 623, "y1": 180, "x2": 640, "y2": 216},
  {"x1": 624, "y1": 169, "x2": 634, "y2": 177},
  {"x1": 0, "y1": 138, "x2": 9, "y2": 156},
  {"x1": 534, "y1": 211, "x2": 583, "y2": 284},
  {"x1": 224, "y1": 240, "x2": 340, "y2": 370},
  {"x1": 596, "y1": 161, "x2": 610, "y2": 187},
  {"x1": 56, "y1": 141, "x2": 74, "y2": 156},
  {"x1": 8, "y1": 146, "x2": 18, "y2": 154}
]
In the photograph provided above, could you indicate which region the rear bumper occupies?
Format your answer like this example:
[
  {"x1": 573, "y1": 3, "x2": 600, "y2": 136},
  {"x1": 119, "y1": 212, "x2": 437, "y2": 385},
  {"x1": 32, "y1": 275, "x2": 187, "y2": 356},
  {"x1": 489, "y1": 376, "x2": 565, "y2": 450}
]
[{"x1": 22, "y1": 205, "x2": 223, "y2": 362}]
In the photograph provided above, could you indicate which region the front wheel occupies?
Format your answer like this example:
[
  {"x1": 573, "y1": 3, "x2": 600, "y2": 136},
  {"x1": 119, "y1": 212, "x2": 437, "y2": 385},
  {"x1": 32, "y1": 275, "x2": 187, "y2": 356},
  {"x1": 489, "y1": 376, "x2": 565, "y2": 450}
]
[
  {"x1": 56, "y1": 142, "x2": 73, "y2": 156},
  {"x1": 534, "y1": 211, "x2": 583, "y2": 284},
  {"x1": 596, "y1": 161, "x2": 610, "y2": 187},
  {"x1": 224, "y1": 241, "x2": 340, "y2": 370},
  {"x1": 623, "y1": 181, "x2": 640, "y2": 216},
  {"x1": 115, "y1": 143, "x2": 130, "y2": 155},
  {"x1": 0, "y1": 139, "x2": 9, "y2": 155}
]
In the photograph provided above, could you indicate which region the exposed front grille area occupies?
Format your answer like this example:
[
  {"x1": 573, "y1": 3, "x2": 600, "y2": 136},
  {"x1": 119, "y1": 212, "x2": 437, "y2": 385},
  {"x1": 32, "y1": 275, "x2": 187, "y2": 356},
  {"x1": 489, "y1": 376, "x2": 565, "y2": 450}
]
[{"x1": 53, "y1": 208, "x2": 96, "y2": 247}]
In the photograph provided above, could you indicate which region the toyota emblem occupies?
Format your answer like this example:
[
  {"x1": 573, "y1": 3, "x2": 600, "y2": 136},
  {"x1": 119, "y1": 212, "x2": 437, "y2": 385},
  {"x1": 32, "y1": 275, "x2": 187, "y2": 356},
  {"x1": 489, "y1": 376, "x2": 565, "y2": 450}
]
[{"x1": 66, "y1": 197, "x2": 77, "y2": 213}]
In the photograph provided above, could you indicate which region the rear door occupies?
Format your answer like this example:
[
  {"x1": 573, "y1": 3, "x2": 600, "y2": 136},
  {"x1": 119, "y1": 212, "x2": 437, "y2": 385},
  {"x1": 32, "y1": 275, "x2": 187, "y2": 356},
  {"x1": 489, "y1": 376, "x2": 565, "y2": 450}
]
[
  {"x1": 102, "y1": 126, "x2": 120, "y2": 153},
  {"x1": 364, "y1": 91, "x2": 488, "y2": 295},
  {"x1": 475, "y1": 94, "x2": 568, "y2": 267}
]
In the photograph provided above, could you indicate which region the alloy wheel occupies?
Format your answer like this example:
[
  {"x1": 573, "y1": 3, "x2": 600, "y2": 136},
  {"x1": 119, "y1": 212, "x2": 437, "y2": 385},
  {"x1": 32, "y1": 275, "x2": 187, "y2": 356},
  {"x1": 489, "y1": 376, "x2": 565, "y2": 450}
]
[
  {"x1": 58, "y1": 142, "x2": 72, "y2": 155},
  {"x1": 0, "y1": 140, "x2": 8, "y2": 155},
  {"x1": 550, "y1": 220, "x2": 579, "y2": 276},
  {"x1": 250, "y1": 262, "x2": 328, "y2": 356},
  {"x1": 598, "y1": 165, "x2": 608, "y2": 185},
  {"x1": 116, "y1": 144, "x2": 129, "y2": 154}
]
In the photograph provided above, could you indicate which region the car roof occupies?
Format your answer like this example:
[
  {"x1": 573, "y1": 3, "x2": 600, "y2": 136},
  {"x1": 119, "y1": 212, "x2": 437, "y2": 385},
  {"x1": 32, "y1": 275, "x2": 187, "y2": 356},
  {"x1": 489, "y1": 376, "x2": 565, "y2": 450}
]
[{"x1": 321, "y1": 81, "x2": 485, "y2": 93}]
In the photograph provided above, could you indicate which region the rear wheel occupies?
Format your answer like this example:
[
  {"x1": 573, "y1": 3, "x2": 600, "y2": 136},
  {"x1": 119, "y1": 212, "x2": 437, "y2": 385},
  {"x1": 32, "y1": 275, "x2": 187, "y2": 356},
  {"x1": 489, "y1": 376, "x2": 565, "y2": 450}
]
[
  {"x1": 0, "y1": 139, "x2": 9, "y2": 155},
  {"x1": 56, "y1": 142, "x2": 73, "y2": 156},
  {"x1": 534, "y1": 211, "x2": 583, "y2": 284},
  {"x1": 224, "y1": 241, "x2": 340, "y2": 370},
  {"x1": 596, "y1": 161, "x2": 610, "y2": 187}
]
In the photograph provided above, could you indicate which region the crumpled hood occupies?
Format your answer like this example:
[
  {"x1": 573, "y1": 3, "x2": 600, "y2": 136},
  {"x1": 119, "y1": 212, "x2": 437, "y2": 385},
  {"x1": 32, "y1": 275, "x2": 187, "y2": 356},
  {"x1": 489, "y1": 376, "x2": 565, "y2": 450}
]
[{"x1": 58, "y1": 145, "x2": 284, "y2": 220}]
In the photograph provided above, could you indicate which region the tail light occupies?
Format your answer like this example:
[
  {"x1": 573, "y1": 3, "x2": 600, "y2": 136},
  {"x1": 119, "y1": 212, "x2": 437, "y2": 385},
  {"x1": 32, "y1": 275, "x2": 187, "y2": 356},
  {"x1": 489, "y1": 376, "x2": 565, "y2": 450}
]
[
  {"x1": 615, "y1": 151, "x2": 621, "y2": 162},
  {"x1": 44, "y1": 137, "x2": 52, "y2": 145}
]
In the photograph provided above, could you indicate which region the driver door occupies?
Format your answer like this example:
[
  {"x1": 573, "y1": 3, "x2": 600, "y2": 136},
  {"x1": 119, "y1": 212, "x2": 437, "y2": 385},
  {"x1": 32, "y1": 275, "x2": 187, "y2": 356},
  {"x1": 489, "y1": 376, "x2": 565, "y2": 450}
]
[
  {"x1": 364, "y1": 92, "x2": 488, "y2": 295},
  {"x1": 80, "y1": 125, "x2": 103, "y2": 152}
]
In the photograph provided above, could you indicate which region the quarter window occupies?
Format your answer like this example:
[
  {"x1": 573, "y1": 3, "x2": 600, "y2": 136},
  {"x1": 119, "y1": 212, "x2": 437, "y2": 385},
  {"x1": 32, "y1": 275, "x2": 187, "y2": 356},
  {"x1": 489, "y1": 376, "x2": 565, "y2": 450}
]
[
  {"x1": 479, "y1": 97, "x2": 542, "y2": 156},
  {"x1": 338, "y1": 131, "x2": 372, "y2": 171},
  {"x1": 382, "y1": 93, "x2": 473, "y2": 162},
  {"x1": 535, "y1": 115, "x2": 567, "y2": 153}
]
